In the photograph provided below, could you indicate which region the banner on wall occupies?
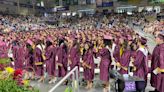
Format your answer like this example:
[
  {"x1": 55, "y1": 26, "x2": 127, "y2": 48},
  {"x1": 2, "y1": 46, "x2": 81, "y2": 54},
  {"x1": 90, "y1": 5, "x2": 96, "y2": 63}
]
[
  {"x1": 97, "y1": 1, "x2": 113, "y2": 7},
  {"x1": 118, "y1": 0, "x2": 143, "y2": 4}
]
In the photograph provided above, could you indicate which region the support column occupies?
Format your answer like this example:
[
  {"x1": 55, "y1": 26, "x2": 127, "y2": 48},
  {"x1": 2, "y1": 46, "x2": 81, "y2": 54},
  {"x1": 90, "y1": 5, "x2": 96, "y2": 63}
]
[
  {"x1": 32, "y1": 0, "x2": 36, "y2": 15},
  {"x1": 17, "y1": 0, "x2": 20, "y2": 14}
]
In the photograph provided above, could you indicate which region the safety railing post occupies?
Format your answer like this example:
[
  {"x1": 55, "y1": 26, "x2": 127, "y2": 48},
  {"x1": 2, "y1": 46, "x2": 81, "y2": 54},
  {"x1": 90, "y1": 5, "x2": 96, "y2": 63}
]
[
  {"x1": 48, "y1": 66, "x2": 79, "y2": 92},
  {"x1": 75, "y1": 68, "x2": 79, "y2": 92},
  {"x1": 72, "y1": 72, "x2": 75, "y2": 92}
]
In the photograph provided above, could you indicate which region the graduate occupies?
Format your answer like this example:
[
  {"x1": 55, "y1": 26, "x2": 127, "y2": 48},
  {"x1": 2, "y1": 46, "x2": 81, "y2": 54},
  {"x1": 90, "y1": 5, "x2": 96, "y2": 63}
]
[
  {"x1": 33, "y1": 40, "x2": 45, "y2": 82},
  {"x1": 12, "y1": 40, "x2": 25, "y2": 69},
  {"x1": 150, "y1": 34, "x2": 164, "y2": 92},
  {"x1": 133, "y1": 37, "x2": 149, "y2": 83},
  {"x1": 24, "y1": 42, "x2": 34, "y2": 80},
  {"x1": 45, "y1": 40, "x2": 57, "y2": 84},
  {"x1": 130, "y1": 42, "x2": 138, "y2": 67},
  {"x1": 92, "y1": 39, "x2": 99, "y2": 58},
  {"x1": 99, "y1": 38, "x2": 112, "y2": 91},
  {"x1": 68, "y1": 38, "x2": 80, "y2": 71},
  {"x1": 119, "y1": 40, "x2": 131, "y2": 74},
  {"x1": 113, "y1": 36, "x2": 124, "y2": 70},
  {"x1": 56, "y1": 38, "x2": 68, "y2": 78},
  {"x1": 82, "y1": 42, "x2": 95, "y2": 89}
]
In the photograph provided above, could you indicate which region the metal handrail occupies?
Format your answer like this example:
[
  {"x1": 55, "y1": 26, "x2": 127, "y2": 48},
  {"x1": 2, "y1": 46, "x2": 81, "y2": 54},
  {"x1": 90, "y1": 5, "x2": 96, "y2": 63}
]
[{"x1": 48, "y1": 66, "x2": 79, "y2": 92}]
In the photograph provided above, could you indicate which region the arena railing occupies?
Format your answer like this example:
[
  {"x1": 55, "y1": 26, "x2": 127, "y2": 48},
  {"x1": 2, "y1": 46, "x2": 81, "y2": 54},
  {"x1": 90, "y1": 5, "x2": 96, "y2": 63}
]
[{"x1": 48, "y1": 66, "x2": 79, "y2": 92}]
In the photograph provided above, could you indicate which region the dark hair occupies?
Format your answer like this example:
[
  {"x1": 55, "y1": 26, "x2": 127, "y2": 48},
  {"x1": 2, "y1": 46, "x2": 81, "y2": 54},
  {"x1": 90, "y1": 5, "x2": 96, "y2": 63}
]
[
  {"x1": 63, "y1": 43, "x2": 68, "y2": 53},
  {"x1": 59, "y1": 39, "x2": 64, "y2": 46},
  {"x1": 26, "y1": 43, "x2": 33, "y2": 54},
  {"x1": 139, "y1": 37, "x2": 147, "y2": 45},
  {"x1": 140, "y1": 41, "x2": 146, "y2": 45},
  {"x1": 12, "y1": 40, "x2": 19, "y2": 46},
  {"x1": 36, "y1": 40, "x2": 42, "y2": 46},
  {"x1": 123, "y1": 40, "x2": 128, "y2": 50},
  {"x1": 46, "y1": 41, "x2": 52, "y2": 48},
  {"x1": 88, "y1": 42, "x2": 94, "y2": 51},
  {"x1": 157, "y1": 34, "x2": 164, "y2": 41},
  {"x1": 130, "y1": 42, "x2": 137, "y2": 51},
  {"x1": 103, "y1": 39, "x2": 112, "y2": 47}
]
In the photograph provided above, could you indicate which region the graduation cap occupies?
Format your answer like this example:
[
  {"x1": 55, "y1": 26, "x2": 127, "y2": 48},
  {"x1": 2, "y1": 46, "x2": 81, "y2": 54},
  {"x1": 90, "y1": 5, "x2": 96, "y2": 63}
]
[
  {"x1": 139, "y1": 37, "x2": 147, "y2": 45},
  {"x1": 103, "y1": 35, "x2": 112, "y2": 46},
  {"x1": 58, "y1": 37, "x2": 65, "y2": 46}
]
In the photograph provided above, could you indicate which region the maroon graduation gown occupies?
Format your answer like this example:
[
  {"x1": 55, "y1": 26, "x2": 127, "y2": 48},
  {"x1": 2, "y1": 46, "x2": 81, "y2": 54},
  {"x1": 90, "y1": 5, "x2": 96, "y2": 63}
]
[
  {"x1": 131, "y1": 51, "x2": 137, "y2": 59},
  {"x1": 150, "y1": 45, "x2": 160, "y2": 88},
  {"x1": 24, "y1": 47, "x2": 34, "y2": 71},
  {"x1": 119, "y1": 50, "x2": 131, "y2": 74},
  {"x1": 69, "y1": 46, "x2": 80, "y2": 70},
  {"x1": 83, "y1": 50, "x2": 95, "y2": 81},
  {"x1": 134, "y1": 50, "x2": 148, "y2": 80},
  {"x1": 113, "y1": 45, "x2": 120, "y2": 62},
  {"x1": 12, "y1": 46, "x2": 25, "y2": 69},
  {"x1": 45, "y1": 46, "x2": 56, "y2": 76},
  {"x1": 151, "y1": 43, "x2": 164, "y2": 92},
  {"x1": 56, "y1": 45, "x2": 68, "y2": 77},
  {"x1": 33, "y1": 47, "x2": 44, "y2": 76},
  {"x1": 99, "y1": 48, "x2": 112, "y2": 81}
]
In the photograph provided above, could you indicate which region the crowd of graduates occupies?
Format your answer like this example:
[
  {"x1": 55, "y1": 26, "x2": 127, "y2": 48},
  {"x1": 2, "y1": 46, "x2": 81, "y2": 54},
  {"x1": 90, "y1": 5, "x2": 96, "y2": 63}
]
[{"x1": 0, "y1": 13, "x2": 163, "y2": 92}]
